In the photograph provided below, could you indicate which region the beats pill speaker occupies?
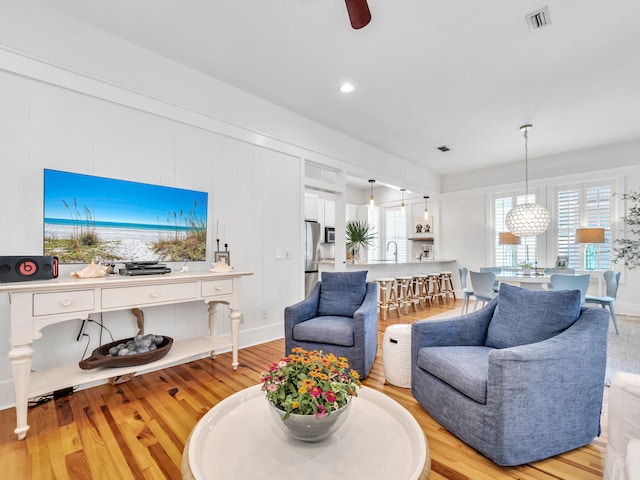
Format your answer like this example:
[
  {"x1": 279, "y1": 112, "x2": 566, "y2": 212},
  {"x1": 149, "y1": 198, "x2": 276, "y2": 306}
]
[{"x1": 0, "y1": 256, "x2": 59, "y2": 283}]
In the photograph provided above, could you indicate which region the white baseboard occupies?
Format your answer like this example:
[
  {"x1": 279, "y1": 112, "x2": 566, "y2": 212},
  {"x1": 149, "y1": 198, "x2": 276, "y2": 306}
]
[{"x1": 0, "y1": 379, "x2": 15, "y2": 411}]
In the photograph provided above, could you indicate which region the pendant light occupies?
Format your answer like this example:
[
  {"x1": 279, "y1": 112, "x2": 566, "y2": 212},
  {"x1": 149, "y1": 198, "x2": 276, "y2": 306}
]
[
  {"x1": 505, "y1": 124, "x2": 551, "y2": 236},
  {"x1": 400, "y1": 188, "x2": 406, "y2": 214},
  {"x1": 369, "y1": 179, "x2": 375, "y2": 207},
  {"x1": 423, "y1": 195, "x2": 429, "y2": 220}
]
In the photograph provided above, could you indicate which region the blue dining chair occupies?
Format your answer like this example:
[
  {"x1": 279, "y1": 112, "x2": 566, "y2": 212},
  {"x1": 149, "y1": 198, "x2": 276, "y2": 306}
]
[
  {"x1": 585, "y1": 270, "x2": 621, "y2": 335},
  {"x1": 458, "y1": 267, "x2": 473, "y2": 314},
  {"x1": 469, "y1": 271, "x2": 497, "y2": 311},
  {"x1": 548, "y1": 274, "x2": 591, "y2": 304},
  {"x1": 480, "y1": 267, "x2": 501, "y2": 292}
]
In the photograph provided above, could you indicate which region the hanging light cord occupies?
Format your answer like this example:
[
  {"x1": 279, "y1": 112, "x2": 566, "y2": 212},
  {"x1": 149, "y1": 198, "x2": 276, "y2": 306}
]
[
  {"x1": 521, "y1": 124, "x2": 532, "y2": 198},
  {"x1": 524, "y1": 127, "x2": 529, "y2": 197}
]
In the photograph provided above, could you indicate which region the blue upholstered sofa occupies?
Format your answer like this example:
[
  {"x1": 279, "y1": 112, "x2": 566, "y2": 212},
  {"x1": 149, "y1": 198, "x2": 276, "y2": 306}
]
[
  {"x1": 411, "y1": 283, "x2": 610, "y2": 466},
  {"x1": 284, "y1": 271, "x2": 378, "y2": 379}
]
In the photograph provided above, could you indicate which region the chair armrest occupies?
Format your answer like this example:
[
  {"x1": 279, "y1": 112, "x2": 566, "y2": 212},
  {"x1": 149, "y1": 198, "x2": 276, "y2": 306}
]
[
  {"x1": 353, "y1": 282, "x2": 378, "y2": 317},
  {"x1": 284, "y1": 283, "x2": 320, "y2": 331},
  {"x1": 353, "y1": 282, "x2": 379, "y2": 333},
  {"x1": 411, "y1": 297, "x2": 496, "y2": 351},
  {"x1": 486, "y1": 306, "x2": 609, "y2": 404}
]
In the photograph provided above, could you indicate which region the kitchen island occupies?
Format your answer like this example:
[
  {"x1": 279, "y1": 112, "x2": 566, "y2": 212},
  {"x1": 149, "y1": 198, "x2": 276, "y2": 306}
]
[{"x1": 318, "y1": 259, "x2": 457, "y2": 281}]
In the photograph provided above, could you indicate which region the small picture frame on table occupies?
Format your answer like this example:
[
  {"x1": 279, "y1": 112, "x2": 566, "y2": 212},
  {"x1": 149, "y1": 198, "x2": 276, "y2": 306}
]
[
  {"x1": 215, "y1": 251, "x2": 231, "y2": 266},
  {"x1": 555, "y1": 255, "x2": 569, "y2": 268}
]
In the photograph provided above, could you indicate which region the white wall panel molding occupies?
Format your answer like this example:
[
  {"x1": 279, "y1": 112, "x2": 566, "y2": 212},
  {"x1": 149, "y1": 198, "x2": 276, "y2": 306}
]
[
  {"x1": 0, "y1": 44, "x2": 440, "y2": 195},
  {"x1": 0, "y1": 45, "x2": 311, "y2": 162}
]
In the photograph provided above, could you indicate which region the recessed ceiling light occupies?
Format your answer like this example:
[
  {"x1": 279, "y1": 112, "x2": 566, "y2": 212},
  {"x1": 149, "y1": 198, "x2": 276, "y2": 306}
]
[
  {"x1": 339, "y1": 82, "x2": 355, "y2": 93},
  {"x1": 437, "y1": 145, "x2": 450, "y2": 152}
]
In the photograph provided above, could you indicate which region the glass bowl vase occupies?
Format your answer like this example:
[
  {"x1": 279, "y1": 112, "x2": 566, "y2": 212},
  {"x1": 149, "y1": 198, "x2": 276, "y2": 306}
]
[{"x1": 267, "y1": 399, "x2": 352, "y2": 442}]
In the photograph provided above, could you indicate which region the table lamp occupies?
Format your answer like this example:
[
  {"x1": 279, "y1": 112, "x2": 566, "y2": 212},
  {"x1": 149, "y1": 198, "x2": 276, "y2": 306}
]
[
  {"x1": 499, "y1": 232, "x2": 521, "y2": 269},
  {"x1": 575, "y1": 227, "x2": 606, "y2": 294}
]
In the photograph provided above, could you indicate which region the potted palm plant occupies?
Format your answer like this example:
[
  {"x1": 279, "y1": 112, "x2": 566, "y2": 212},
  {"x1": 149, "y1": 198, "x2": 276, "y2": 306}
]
[{"x1": 346, "y1": 220, "x2": 376, "y2": 263}]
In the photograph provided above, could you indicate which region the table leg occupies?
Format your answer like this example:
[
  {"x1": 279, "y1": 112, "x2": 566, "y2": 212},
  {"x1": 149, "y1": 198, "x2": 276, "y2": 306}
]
[
  {"x1": 229, "y1": 308, "x2": 241, "y2": 370},
  {"x1": 208, "y1": 301, "x2": 241, "y2": 370},
  {"x1": 207, "y1": 301, "x2": 219, "y2": 334},
  {"x1": 207, "y1": 302, "x2": 219, "y2": 359},
  {"x1": 9, "y1": 344, "x2": 33, "y2": 440}
]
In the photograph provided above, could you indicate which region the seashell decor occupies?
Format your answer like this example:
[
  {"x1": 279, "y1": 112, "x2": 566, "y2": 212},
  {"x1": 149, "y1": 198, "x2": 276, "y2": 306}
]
[
  {"x1": 71, "y1": 260, "x2": 109, "y2": 278},
  {"x1": 210, "y1": 258, "x2": 233, "y2": 272}
]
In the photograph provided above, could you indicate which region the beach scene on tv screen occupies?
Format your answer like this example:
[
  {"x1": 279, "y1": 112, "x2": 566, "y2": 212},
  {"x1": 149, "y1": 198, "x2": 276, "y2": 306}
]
[{"x1": 44, "y1": 169, "x2": 208, "y2": 264}]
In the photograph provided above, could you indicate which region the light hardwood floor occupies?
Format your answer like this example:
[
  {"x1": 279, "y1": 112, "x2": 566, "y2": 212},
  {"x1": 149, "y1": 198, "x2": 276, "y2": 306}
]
[{"x1": 0, "y1": 299, "x2": 608, "y2": 479}]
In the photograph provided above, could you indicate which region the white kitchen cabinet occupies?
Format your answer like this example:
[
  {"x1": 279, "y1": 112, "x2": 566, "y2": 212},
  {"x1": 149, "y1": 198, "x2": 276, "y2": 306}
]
[
  {"x1": 304, "y1": 193, "x2": 320, "y2": 221},
  {"x1": 321, "y1": 199, "x2": 335, "y2": 228}
]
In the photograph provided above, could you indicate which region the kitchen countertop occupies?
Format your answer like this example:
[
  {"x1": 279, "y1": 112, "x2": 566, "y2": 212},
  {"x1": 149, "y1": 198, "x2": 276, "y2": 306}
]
[{"x1": 345, "y1": 259, "x2": 455, "y2": 265}]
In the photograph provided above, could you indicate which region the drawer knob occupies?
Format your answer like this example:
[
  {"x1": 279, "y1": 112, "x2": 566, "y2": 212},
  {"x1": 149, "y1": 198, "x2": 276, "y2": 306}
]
[
  {"x1": 61, "y1": 298, "x2": 72, "y2": 307},
  {"x1": 150, "y1": 290, "x2": 160, "y2": 298},
  {"x1": 215, "y1": 285, "x2": 223, "y2": 291}
]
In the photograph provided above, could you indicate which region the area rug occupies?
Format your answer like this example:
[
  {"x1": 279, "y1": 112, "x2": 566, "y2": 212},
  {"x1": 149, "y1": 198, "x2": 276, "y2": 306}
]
[{"x1": 426, "y1": 307, "x2": 640, "y2": 384}]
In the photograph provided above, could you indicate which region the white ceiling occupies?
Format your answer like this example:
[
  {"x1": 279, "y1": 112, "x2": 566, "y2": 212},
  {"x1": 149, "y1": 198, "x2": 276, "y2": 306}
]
[{"x1": 31, "y1": 0, "x2": 640, "y2": 176}]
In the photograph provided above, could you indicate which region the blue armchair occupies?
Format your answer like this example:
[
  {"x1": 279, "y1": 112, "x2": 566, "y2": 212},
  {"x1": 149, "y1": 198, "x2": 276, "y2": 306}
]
[
  {"x1": 284, "y1": 271, "x2": 379, "y2": 378},
  {"x1": 411, "y1": 283, "x2": 610, "y2": 466}
]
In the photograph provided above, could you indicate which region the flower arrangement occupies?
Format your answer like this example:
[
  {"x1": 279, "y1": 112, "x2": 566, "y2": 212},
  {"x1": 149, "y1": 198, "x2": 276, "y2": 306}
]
[{"x1": 260, "y1": 348, "x2": 362, "y2": 420}]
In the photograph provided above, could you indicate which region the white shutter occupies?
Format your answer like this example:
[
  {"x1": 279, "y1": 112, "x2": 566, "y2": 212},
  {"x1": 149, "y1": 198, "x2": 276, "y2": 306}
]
[
  {"x1": 368, "y1": 206, "x2": 381, "y2": 261},
  {"x1": 557, "y1": 188, "x2": 581, "y2": 268},
  {"x1": 494, "y1": 197, "x2": 513, "y2": 267},
  {"x1": 492, "y1": 193, "x2": 539, "y2": 268},
  {"x1": 384, "y1": 208, "x2": 407, "y2": 262},
  {"x1": 585, "y1": 184, "x2": 612, "y2": 270}
]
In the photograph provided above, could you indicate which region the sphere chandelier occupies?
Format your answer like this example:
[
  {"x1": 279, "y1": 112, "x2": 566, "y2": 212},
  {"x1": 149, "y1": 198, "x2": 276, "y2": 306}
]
[{"x1": 505, "y1": 124, "x2": 551, "y2": 236}]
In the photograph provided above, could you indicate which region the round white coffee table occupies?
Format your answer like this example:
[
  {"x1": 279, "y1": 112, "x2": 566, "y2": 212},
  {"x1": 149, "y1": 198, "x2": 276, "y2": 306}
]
[{"x1": 182, "y1": 384, "x2": 430, "y2": 480}]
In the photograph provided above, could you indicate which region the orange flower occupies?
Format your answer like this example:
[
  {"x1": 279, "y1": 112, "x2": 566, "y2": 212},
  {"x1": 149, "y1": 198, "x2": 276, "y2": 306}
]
[{"x1": 301, "y1": 378, "x2": 315, "y2": 388}]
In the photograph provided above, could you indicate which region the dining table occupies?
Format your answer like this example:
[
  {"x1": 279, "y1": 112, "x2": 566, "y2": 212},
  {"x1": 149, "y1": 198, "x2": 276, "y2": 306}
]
[{"x1": 495, "y1": 272, "x2": 552, "y2": 290}]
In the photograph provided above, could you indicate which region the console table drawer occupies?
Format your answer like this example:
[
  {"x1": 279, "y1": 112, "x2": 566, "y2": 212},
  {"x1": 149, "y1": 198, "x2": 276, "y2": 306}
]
[
  {"x1": 33, "y1": 290, "x2": 95, "y2": 316},
  {"x1": 102, "y1": 282, "x2": 198, "y2": 309},
  {"x1": 201, "y1": 280, "x2": 233, "y2": 297}
]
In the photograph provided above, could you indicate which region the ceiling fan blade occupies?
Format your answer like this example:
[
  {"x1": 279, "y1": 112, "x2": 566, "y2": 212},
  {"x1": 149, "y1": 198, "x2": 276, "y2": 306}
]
[{"x1": 345, "y1": 0, "x2": 371, "y2": 29}]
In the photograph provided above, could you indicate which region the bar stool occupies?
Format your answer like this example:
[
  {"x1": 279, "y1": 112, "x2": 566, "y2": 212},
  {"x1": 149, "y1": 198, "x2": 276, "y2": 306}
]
[
  {"x1": 440, "y1": 271, "x2": 456, "y2": 304},
  {"x1": 396, "y1": 276, "x2": 417, "y2": 314},
  {"x1": 375, "y1": 277, "x2": 400, "y2": 320},
  {"x1": 427, "y1": 273, "x2": 444, "y2": 305},
  {"x1": 412, "y1": 274, "x2": 431, "y2": 309}
]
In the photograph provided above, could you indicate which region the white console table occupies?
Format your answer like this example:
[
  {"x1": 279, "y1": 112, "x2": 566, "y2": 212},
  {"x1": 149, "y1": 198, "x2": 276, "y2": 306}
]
[{"x1": 0, "y1": 270, "x2": 253, "y2": 440}]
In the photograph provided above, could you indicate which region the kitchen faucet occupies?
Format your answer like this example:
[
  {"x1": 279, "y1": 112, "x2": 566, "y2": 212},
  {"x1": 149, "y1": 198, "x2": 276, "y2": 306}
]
[{"x1": 386, "y1": 241, "x2": 398, "y2": 263}]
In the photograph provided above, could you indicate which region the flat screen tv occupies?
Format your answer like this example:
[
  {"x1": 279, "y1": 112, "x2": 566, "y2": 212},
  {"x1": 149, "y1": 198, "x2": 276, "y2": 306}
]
[{"x1": 44, "y1": 169, "x2": 208, "y2": 264}]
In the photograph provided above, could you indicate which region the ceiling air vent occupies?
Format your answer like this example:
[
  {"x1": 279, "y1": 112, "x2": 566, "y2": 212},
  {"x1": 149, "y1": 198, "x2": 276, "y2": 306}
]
[
  {"x1": 437, "y1": 145, "x2": 450, "y2": 152},
  {"x1": 526, "y1": 6, "x2": 551, "y2": 31}
]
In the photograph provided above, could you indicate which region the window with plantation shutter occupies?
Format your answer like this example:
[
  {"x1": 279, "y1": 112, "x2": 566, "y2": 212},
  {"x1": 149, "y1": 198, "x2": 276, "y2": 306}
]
[
  {"x1": 555, "y1": 182, "x2": 613, "y2": 270},
  {"x1": 557, "y1": 188, "x2": 581, "y2": 267},
  {"x1": 368, "y1": 206, "x2": 381, "y2": 262},
  {"x1": 494, "y1": 196, "x2": 513, "y2": 267},
  {"x1": 384, "y1": 207, "x2": 407, "y2": 262},
  {"x1": 492, "y1": 193, "x2": 538, "y2": 268}
]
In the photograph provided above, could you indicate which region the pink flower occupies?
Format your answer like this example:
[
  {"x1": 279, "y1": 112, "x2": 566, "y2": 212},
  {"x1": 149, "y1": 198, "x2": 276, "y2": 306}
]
[
  {"x1": 316, "y1": 404, "x2": 327, "y2": 419},
  {"x1": 267, "y1": 384, "x2": 278, "y2": 392},
  {"x1": 324, "y1": 390, "x2": 337, "y2": 403},
  {"x1": 309, "y1": 386, "x2": 322, "y2": 398}
]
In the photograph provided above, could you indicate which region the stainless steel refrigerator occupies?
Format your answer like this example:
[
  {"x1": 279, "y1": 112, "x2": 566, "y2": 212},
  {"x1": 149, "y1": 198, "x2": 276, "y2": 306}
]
[{"x1": 304, "y1": 220, "x2": 321, "y2": 297}]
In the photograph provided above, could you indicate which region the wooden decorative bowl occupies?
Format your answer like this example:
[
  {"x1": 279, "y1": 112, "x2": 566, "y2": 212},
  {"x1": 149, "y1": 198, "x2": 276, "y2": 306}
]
[{"x1": 78, "y1": 336, "x2": 173, "y2": 370}]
